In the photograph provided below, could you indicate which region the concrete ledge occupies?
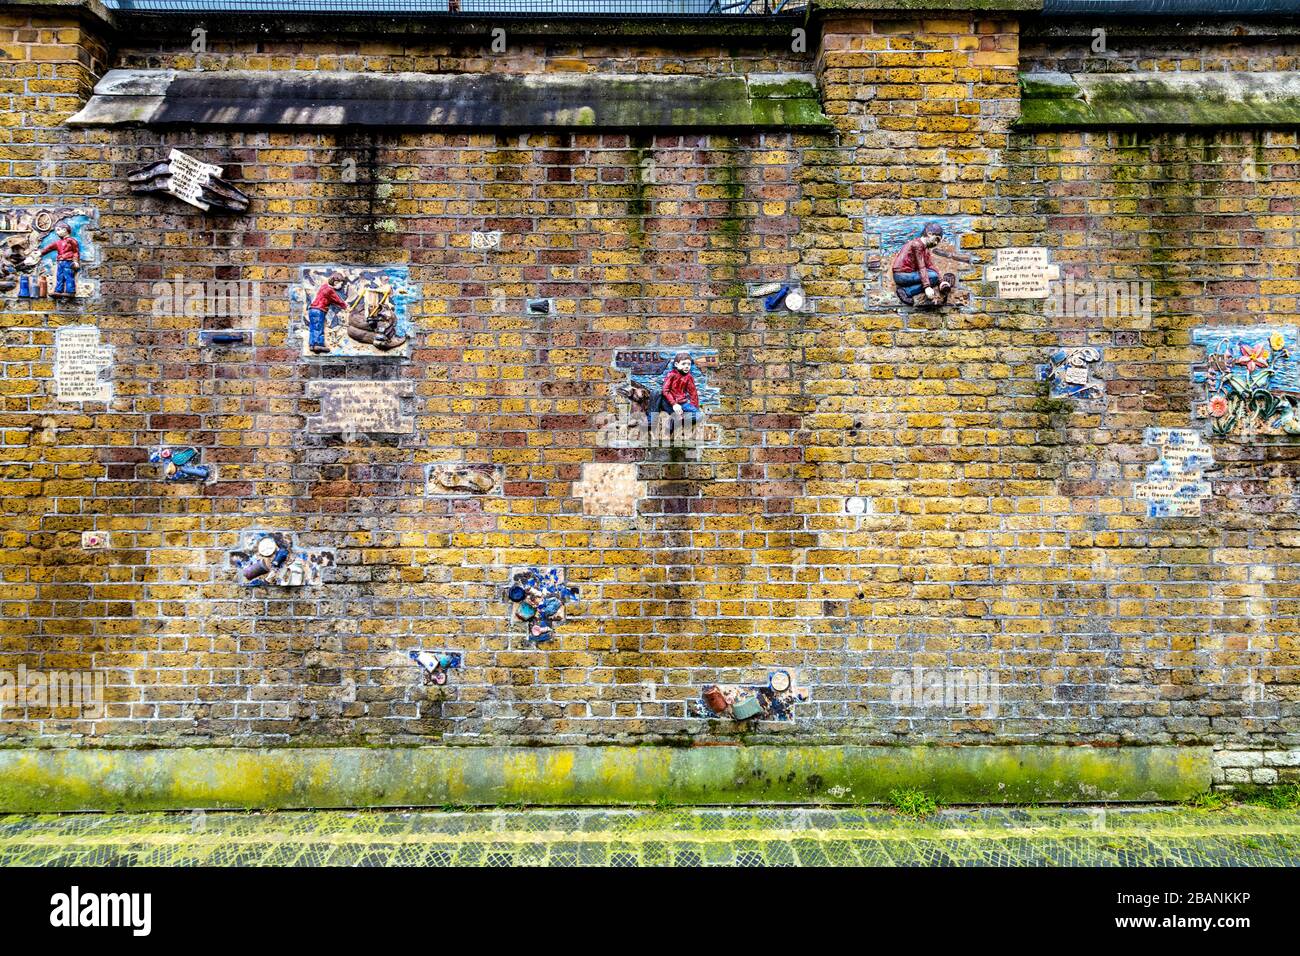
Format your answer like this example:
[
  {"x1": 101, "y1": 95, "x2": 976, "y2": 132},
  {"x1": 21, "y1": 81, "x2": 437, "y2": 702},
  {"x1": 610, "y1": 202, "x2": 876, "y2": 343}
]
[
  {"x1": 1019, "y1": 70, "x2": 1300, "y2": 128},
  {"x1": 0, "y1": 745, "x2": 1211, "y2": 811},
  {"x1": 67, "y1": 69, "x2": 831, "y2": 131}
]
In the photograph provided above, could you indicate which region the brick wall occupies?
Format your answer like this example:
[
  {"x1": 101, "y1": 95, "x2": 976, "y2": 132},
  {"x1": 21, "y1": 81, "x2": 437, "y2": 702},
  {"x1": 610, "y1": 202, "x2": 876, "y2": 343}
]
[
  {"x1": 1021, "y1": 19, "x2": 1300, "y2": 74},
  {"x1": 0, "y1": 9, "x2": 1296, "y2": 759}
]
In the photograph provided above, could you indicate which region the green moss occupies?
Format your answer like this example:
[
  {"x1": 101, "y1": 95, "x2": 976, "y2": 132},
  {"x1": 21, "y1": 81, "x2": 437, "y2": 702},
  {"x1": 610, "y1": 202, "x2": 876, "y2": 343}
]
[
  {"x1": 748, "y1": 78, "x2": 818, "y2": 99},
  {"x1": 1032, "y1": 379, "x2": 1074, "y2": 424},
  {"x1": 888, "y1": 787, "x2": 939, "y2": 817},
  {"x1": 1018, "y1": 73, "x2": 1080, "y2": 100},
  {"x1": 626, "y1": 137, "x2": 652, "y2": 248},
  {"x1": 1184, "y1": 790, "x2": 1232, "y2": 811},
  {"x1": 750, "y1": 97, "x2": 835, "y2": 129},
  {"x1": 540, "y1": 76, "x2": 829, "y2": 130},
  {"x1": 1033, "y1": 396, "x2": 1074, "y2": 418},
  {"x1": 747, "y1": 77, "x2": 832, "y2": 131},
  {"x1": 713, "y1": 141, "x2": 745, "y2": 247},
  {"x1": 1019, "y1": 73, "x2": 1300, "y2": 129},
  {"x1": 1236, "y1": 783, "x2": 1300, "y2": 810},
  {"x1": 0, "y1": 744, "x2": 1211, "y2": 811}
]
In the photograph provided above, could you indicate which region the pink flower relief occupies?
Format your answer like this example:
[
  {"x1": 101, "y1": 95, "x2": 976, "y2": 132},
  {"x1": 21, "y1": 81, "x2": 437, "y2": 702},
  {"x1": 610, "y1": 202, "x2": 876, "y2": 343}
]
[{"x1": 1235, "y1": 342, "x2": 1271, "y2": 374}]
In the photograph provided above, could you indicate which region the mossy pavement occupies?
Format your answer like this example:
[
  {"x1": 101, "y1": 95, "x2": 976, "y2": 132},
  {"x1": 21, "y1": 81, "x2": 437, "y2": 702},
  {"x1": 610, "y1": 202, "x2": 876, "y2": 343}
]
[{"x1": 1, "y1": 805, "x2": 1296, "y2": 867}]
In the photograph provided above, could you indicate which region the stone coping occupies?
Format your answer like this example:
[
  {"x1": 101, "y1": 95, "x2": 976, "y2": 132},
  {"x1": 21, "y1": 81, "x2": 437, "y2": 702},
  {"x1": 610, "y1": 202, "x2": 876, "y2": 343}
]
[
  {"x1": 1019, "y1": 70, "x2": 1300, "y2": 128},
  {"x1": 67, "y1": 68, "x2": 832, "y2": 130},
  {"x1": 0, "y1": 744, "x2": 1210, "y2": 811}
]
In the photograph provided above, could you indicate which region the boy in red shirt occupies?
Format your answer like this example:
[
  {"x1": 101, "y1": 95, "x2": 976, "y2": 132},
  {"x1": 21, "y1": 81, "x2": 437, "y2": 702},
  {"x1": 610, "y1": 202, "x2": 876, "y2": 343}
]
[
  {"x1": 36, "y1": 223, "x2": 80, "y2": 298},
  {"x1": 652, "y1": 352, "x2": 701, "y2": 436},
  {"x1": 661, "y1": 352, "x2": 700, "y2": 414}
]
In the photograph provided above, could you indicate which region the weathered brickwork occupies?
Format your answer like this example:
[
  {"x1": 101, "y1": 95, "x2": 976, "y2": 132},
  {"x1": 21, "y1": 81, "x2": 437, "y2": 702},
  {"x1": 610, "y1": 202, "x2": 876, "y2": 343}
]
[
  {"x1": 0, "y1": 6, "x2": 1296, "y2": 765},
  {"x1": 1021, "y1": 19, "x2": 1300, "y2": 75}
]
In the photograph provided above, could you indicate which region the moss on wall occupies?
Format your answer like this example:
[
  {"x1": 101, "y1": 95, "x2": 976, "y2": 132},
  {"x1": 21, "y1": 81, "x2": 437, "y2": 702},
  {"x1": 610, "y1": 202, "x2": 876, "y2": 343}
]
[{"x1": 0, "y1": 745, "x2": 1211, "y2": 811}]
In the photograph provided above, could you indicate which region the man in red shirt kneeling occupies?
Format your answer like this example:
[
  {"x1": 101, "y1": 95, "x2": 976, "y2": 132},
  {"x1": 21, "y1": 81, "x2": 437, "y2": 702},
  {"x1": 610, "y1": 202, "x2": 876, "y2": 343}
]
[{"x1": 891, "y1": 221, "x2": 955, "y2": 307}]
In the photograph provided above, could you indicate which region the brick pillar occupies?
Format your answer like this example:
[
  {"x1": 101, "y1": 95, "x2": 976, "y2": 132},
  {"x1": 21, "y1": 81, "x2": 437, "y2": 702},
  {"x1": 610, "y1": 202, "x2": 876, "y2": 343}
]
[
  {"x1": 0, "y1": 1, "x2": 112, "y2": 219},
  {"x1": 0, "y1": 2, "x2": 111, "y2": 131},
  {"x1": 802, "y1": 4, "x2": 1030, "y2": 724},
  {"x1": 815, "y1": 7, "x2": 1023, "y2": 221}
]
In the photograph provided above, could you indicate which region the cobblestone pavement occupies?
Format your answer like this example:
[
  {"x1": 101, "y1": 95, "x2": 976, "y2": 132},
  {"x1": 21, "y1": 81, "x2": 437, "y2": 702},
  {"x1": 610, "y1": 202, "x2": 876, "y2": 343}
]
[{"x1": 1, "y1": 805, "x2": 1297, "y2": 866}]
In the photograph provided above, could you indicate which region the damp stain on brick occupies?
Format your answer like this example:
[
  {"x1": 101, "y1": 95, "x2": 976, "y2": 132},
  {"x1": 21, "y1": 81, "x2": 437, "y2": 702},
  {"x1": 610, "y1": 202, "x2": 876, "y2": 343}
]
[
  {"x1": 334, "y1": 132, "x2": 400, "y2": 248},
  {"x1": 626, "y1": 135, "x2": 652, "y2": 248}
]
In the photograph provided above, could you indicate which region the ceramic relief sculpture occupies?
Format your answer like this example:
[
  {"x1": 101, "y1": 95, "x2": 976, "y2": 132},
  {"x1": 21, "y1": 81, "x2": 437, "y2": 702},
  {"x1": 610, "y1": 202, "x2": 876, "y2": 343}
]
[
  {"x1": 688, "y1": 670, "x2": 808, "y2": 722},
  {"x1": 747, "y1": 280, "x2": 809, "y2": 313},
  {"x1": 507, "y1": 568, "x2": 578, "y2": 644},
  {"x1": 291, "y1": 266, "x2": 415, "y2": 359},
  {"x1": 230, "y1": 532, "x2": 333, "y2": 588},
  {"x1": 864, "y1": 215, "x2": 975, "y2": 309},
  {"x1": 148, "y1": 446, "x2": 209, "y2": 482},
  {"x1": 127, "y1": 149, "x2": 250, "y2": 213},
  {"x1": 1039, "y1": 346, "x2": 1104, "y2": 401},
  {"x1": 426, "y1": 463, "x2": 502, "y2": 496},
  {"x1": 408, "y1": 650, "x2": 464, "y2": 686},
  {"x1": 1192, "y1": 326, "x2": 1300, "y2": 440},
  {"x1": 604, "y1": 347, "x2": 721, "y2": 447},
  {"x1": 1, "y1": 205, "x2": 97, "y2": 300}
]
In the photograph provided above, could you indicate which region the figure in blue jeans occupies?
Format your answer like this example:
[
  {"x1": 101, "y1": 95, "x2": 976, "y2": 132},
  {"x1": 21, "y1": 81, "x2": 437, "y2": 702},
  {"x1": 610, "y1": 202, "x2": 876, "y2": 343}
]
[
  {"x1": 307, "y1": 272, "x2": 348, "y2": 354},
  {"x1": 32, "y1": 223, "x2": 80, "y2": 298},
  {"x1": 649, "y1": 352, "x2": 701, "y2": 436},
  {"x1": 891, "y1": 221, "x2": 954, "y2": 307}
]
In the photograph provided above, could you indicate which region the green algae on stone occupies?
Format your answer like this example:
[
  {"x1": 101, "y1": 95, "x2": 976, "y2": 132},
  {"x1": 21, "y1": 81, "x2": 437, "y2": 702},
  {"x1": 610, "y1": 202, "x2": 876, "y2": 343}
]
[
  {"x1": 1018, "y1": 71, "x2": 1300, "y2": 129},
  {"x1": 0, "y1": 745, "x2": 1211, "y2": 812},
  {"x1": 626, "y1": 138, "x2": 652, "y2": 247}
]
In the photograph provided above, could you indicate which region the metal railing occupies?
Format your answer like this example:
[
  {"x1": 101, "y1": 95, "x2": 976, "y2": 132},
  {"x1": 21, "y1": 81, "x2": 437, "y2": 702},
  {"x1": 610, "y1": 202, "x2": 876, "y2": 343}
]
[{"x1": 102, "y1": 0, "x2": 806, "y2": 14}]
